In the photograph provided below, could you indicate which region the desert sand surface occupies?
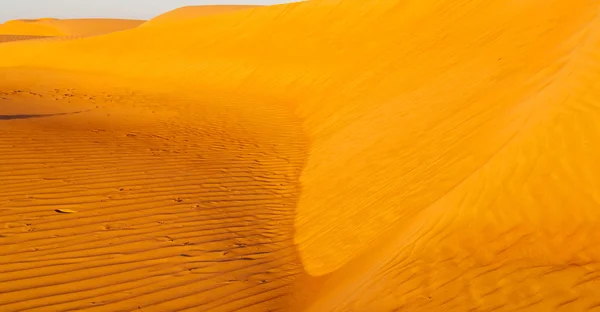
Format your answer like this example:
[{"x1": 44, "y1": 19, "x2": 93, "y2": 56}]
[
  {"x1": 0, "y1": 35, "x2": 52, "y2": 43},
  {"x1": 144, "y1": 5, "x2": 262, "y2": 26},
  {"x1": 1, "y1": 0, "x2": 600, "y2": 311},
  {"x1": 0, "y1": 18, "x2": 144, "y2": 37},
  {"x1": 0, "y1": 19, "x2": 64, "y2": 36}
]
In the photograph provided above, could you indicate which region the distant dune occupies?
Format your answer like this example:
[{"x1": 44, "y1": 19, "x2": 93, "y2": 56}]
[
  {"x1": 0, "y1": 18, "x2": 144, "y2": 37},
  {"x1": 47, "y1": 18, "x2": 145, "y2": 36},
  {"x1": 0, "y1": 19, "x2": 65, "y2": 36},
  {"x1": 144, "y1": 5, "x2": 262, "y2": 26},
  {"x1": 1, "y1": 0, "x2": 600, "y2": 311}
]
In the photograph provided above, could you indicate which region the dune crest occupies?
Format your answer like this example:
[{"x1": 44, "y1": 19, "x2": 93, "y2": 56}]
[
  {"x1": 0, "y1": 18, "x2": 144, "y2": 37},
  {"x1": 144, "y1": 5, "x2": 262, "y2": 26},
  {"x1": 0, "y1": 19, "x2": 65, "y2": 36},
  {"x1": 2, "y1": 0, "x2": 600, "y2": 310}
]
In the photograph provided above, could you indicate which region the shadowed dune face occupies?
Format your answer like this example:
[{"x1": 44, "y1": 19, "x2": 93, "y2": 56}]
[
  {"x1": 0, "y1": 69, "x2": 308, "y2": 311},
  {"x1": 1, "y1": 0, "x2": 600, "y2": 310}
]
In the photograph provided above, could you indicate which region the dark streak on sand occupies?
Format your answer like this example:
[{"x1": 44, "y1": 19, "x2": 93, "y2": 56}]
[{"x1": 0, "y1": 110, "x2": 90, "y2": 120}]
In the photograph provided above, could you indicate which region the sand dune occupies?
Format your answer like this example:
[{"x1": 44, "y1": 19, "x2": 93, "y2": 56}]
[
  {"x1": 0, "y1": 34, "x2": 52, "y2": 43},
  {"x1": 144, "y1": 5, "x2": 262, "y2": 26},
  {"x1": 0, "y1": 19, "x2": 65, "y2": 36},
  {"x1": 0, "y1": 18, "x2": 144, "y2": 37},
  {"x1": 1, "y1": 0, "x2": 600, "y2": 311},
  {"x1": 46, "y1": 19, "x2": 145, "y2": 37},
  {"x1": 0, "y1": 68, "x2": 306, "y2": 311}
]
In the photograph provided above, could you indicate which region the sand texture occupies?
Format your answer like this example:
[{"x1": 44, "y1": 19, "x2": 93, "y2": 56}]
[
  {"x1": 0, "y1": 35, "x2": 53, "y2": 43},
  {"x1": 1, "y1": 0, "x2": 600, "y2": 311}
]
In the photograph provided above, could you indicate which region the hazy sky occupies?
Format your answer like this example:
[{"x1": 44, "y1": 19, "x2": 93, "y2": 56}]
[{"x1": 0, "y1": 0, "x2": 297, "y2": 23}]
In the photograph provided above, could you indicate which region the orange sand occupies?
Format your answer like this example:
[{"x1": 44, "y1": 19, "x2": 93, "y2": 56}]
[
  {"x1": 0, "y1": 18, "x2": 144, "y2": 37},
  {"x1": 0, "y1": 34, "x2": 52, "y2": 43},
  {"x1": 144, "y1": 5, "x2": 262, "y2": 26},
  {"x1": 1, "y1": 0, "x2": 600, "y2": 311}
]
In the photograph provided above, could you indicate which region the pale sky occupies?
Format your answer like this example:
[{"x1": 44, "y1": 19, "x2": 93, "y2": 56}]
[{"x1": 0, "y1": 0, "x2": 297, "y2": 23}]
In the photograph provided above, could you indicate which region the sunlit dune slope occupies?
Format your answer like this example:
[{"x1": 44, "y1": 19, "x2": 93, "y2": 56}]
[
  {"x1": 144, "y1": 5, "x2": 262, "y2": 26},
  {"x1": 48, "y1": 19, "x2": 145, "y2": 36},
  {"x1": 0, "y1": 19, "x2": 65, "y2": 36},
  {"x1": 2, "y1": 0, "x2": 600, "y2": 310},
  {"x1": 0, "y1": 18, "x2": 143, "y2": 37}
]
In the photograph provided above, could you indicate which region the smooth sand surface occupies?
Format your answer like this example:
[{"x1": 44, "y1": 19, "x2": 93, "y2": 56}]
[
  {"x1": 144, "y1": 5, "x2": 262, "y2": 26},
  {"x1": 1, "y1": 0, "x2": 600, "y2": 311},
  {"x1": 0, "y1": 19, "x2": 64, "y2": 36},
  {"x1": 0, "y1": 18, "x2": 144, "y2": 37}
]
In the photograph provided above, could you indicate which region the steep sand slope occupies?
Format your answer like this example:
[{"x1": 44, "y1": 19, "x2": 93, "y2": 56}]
[
  {"x1": 0, "y1": 18, "x2": 143, "y2": 37},
  {"x1": 2, "y1": 0, "x2": 600, "y2": 310},
  {"x1": 144, "y1": 5, "x2": 261, "y2": 26}
]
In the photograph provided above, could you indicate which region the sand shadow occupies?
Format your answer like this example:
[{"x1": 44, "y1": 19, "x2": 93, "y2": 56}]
[{"x1": 0, "y1": 110, "x2": 89, "y2": 120}]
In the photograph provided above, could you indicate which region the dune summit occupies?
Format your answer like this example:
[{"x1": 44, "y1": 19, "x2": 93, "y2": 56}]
[
  {"x1": 1, "y1": 0, "x2": 600, "y2": 311},
  {"x1": 144, "y1": 5, "x2": 262, "y2": 26},
  {"x1": 0, "y1": 19, "x2": 65, "y2": 36},
  {"x1": 0, "y1": 18, "x2": 144, "y2": 37}
]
